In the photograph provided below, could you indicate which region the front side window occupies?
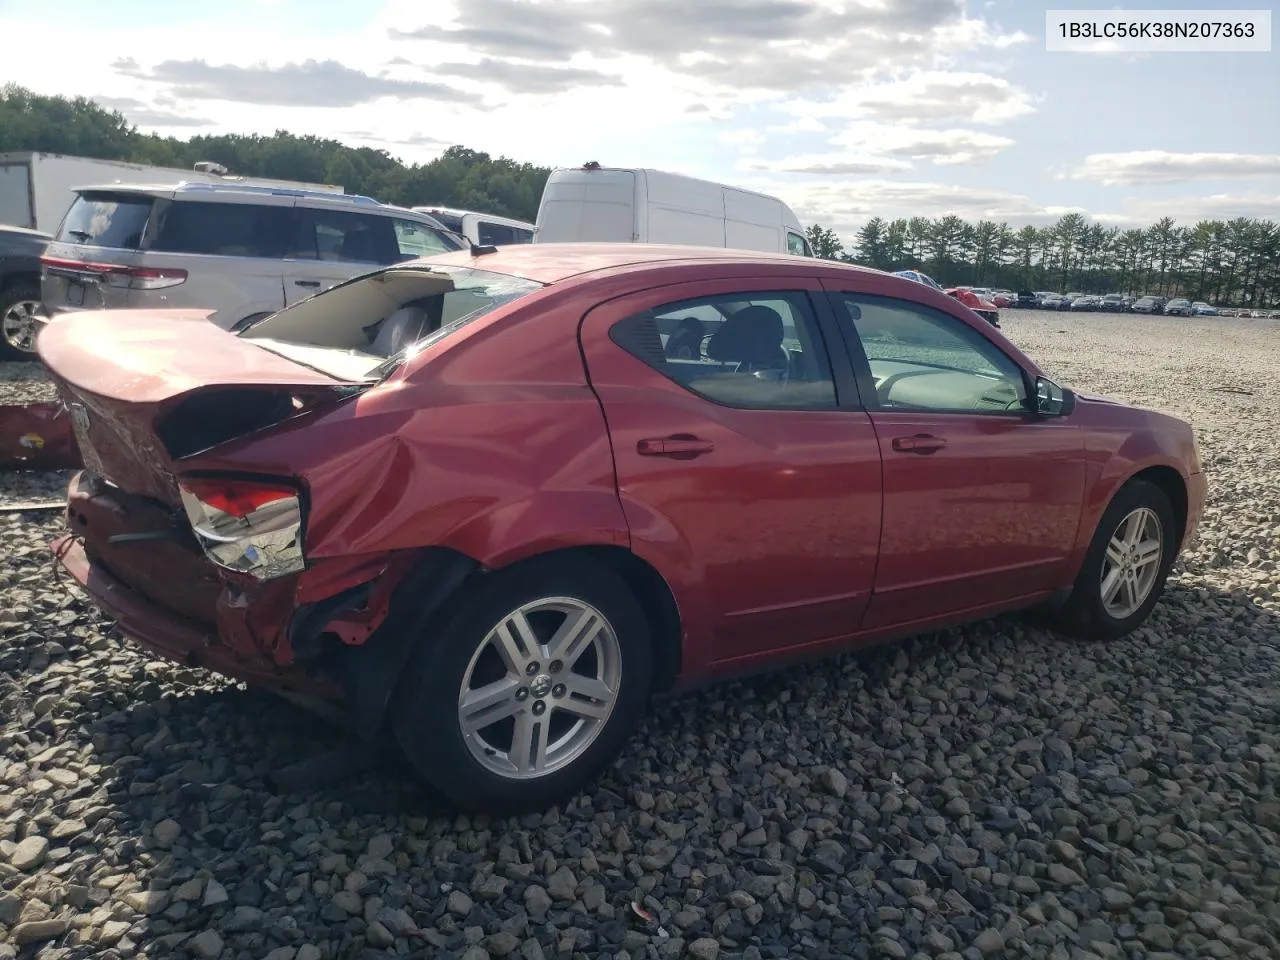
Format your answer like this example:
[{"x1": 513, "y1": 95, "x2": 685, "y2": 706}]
[
  {"x1": 787, "y1": 231, "x2": 810, "y2": 257},
  {"x1": 610, "y1": 291, "x2": 838, "y2": 410},
  {"x1": 151, "y1": 201, "x2": 291, "y2": 258},
  {"x1": 838, "y1": 295, "x2": 1028, "y2": 414},
  {"x1": 57, "y1": 192, "x2": 154, "y2": 249},
  {"x1": 392, "y1": 218, "x2": 457, "y2": 258}
]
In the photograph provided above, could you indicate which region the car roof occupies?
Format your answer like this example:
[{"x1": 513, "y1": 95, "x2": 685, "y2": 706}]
[{"x1": 410, "y1": 243, "x2": 881, "y2": 286}]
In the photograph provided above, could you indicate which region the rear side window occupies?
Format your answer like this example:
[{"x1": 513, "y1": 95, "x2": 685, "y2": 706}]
[
  {"x1": 610, "y1": 291, "x2": 838, "y2": 410},
  {"x1": 427, "y1": 211, "x2": 464, "y2": 233},
  {"x1": 291, "y1": 209, "x2": 400, "y2": 264},
  {"x1": 479, "y1": 222, "x2": 516, "y2": 245},
  {"x1": 57, "y1": 192, "x2": 154, "y2": 249},
  {"x1": 151, "y1": 201, "x2": 291, "y2": 258}
]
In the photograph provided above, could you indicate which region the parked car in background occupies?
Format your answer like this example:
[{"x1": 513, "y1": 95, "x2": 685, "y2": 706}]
[
  {"x1": 1164, "y1": 298, "x2": 1194, "y2": 317},
  {"x1": 40, "y1": 242, "x2": 1205, "y2": 812},
  {"x1": 535, "y1": 163, "x2": 813, "y2": 256},
  {"x1": 1192, "y1": 302, "x2": 1218, "y2": 316},
  {"x1": 1016, "y1": 291, "x2": 1039, "y2": 308},
  {"x1": 945, "y1": 286, "x2": 1000, "y2": 327},
  {"x1": 1070, "y1": 295, "x2": 1099, "y2": 311},
  {"x1": 1130, "y1": 296, "x2": 1161, "y2": 314},
  {"x1": 37, "y1": 182, "x2": 466, "y2": 343},
  {"x1": 0, "y1": 223, "x2": 50, "y2": 357},
  {"x1": 411, "y1": 206, "x2": 535, "y2": 246},
  {"x1": 990, "y1": 291, "x2": 1016, "y2": 308},
  {"x1": 1098, "y1": 294, "x2": 1126, "y2": 312},
  {"x1": 892, "y1": 269, "x2": 944, "y2": 290},
  {"x1": 1039, "y1": 294, "x2": 1070, "y2": 310}
]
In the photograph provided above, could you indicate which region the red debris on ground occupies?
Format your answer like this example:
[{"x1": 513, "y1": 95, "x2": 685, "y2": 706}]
[{"x1": 0, "y1": 401, "x2": 82, "y2": 471}]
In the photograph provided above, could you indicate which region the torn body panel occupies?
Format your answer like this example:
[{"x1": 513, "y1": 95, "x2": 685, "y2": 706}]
[{"x1": 0, "y1": 401, "x2": 82, "y2": 471}]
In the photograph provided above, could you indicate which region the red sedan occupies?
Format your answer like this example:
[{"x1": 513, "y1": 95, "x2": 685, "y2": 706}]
[{"x1": 40, "y1": 245, "x2": 1206, "y2": 812}]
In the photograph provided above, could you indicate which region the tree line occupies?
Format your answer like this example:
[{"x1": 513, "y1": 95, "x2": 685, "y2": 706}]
[
  {"x1": 807, "y1": 211, "x2": 1279, "y2": 309},
  {"x1": 0, "y1": 85, "x2": 550, "y2": 222},
  {"x1": 5, "y1": 85, "x2": 1276, "y2": 307}
]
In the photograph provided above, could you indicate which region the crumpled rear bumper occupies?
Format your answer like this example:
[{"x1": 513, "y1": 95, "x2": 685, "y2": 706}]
[{"x1": 52, "y1": 533, "x2": 341, "y2": 698}]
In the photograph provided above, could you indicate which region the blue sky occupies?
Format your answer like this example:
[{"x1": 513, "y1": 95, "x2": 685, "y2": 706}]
[{"x1": 2, "y1": 0, "x2": 1276, "y2": 240}]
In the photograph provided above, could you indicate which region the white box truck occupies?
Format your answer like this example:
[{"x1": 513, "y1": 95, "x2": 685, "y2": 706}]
[
  {"x1": 534, "y1": 163, "x2": 814, "y2": 256},
  {"x1": 0, "y1": 152, "x2": 343, "y2": 233}
]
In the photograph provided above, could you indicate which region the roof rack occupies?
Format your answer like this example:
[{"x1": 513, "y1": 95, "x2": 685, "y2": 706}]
[{"x1": 172, "y1": 181, "x2": 381, "y2": 205}]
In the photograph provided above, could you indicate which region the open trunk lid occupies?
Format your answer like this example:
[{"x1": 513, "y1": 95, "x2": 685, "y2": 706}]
[{"x1": 38, "y1": 309, "x2": 365, "y2": 504}]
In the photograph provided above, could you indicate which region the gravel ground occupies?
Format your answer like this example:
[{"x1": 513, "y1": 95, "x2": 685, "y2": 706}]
[{"x1": 1, "y1": 312, "x2": 1278, "y2": 960}]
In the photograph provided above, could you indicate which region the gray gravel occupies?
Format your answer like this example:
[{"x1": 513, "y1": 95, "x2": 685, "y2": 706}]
[{"x1": 2, "y1": 312, "x2": 1279, "y2": 960}]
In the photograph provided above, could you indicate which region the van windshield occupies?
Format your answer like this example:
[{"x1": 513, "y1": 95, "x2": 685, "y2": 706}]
[
  {"x1": 57, "y1": 192, "x2": 154, "y2": 248},
  {"x1": 240, "y1": 264, "x2": 544, "y2": 381}
]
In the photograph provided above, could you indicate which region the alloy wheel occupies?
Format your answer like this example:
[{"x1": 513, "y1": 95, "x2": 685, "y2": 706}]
[
  {"x1": 457, "y1": 597, "x2": 622, "y2": 779},
  {"x1": 1099, "y1": 506, "x2": 1164, "y2": 619},
  {"x1": 1, "y1": 299, "x2": 41, "y2": 353}
]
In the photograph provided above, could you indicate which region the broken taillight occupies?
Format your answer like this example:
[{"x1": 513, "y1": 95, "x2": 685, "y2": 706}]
[
  {"x1": 178, "y1": 477, "x2": 305, "y2": 580},
  {"x1": 40, "y1": 255, "x2": 188, "y2": 290}
]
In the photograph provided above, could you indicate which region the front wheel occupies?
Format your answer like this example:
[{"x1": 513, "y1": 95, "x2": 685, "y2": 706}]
[
  {"x1": 391, "y1": 558, "x2": 653, "y2": 813},
  {"x1": 1056, "y1": 479, "x2": 1177, "y2": 640}
]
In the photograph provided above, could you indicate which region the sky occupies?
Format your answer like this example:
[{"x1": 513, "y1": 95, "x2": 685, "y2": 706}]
[{"x1": 1, "y1": 0, "x2": 1277, "y2": 241}]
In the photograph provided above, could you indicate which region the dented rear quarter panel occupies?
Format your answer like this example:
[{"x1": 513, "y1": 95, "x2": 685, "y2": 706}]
[{"x1": 185, "y1": 281, "x2": 631, "y2": 572}]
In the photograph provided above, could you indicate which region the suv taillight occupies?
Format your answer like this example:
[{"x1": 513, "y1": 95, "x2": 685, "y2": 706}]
[
  {"x1": 40, "y1": 256, "x2": 187, "y2": 290},
  {"x1": 178, "y1": 477, "x2": 305, "y2": 580}
]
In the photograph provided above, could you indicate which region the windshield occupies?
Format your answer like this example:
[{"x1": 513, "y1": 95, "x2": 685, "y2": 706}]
[
  {"x1": 57, "y1": 192, "x2": 154, "y2": 248},
  {"x1": 241, "y1": 264, "x2": 544, "y2": 381}
]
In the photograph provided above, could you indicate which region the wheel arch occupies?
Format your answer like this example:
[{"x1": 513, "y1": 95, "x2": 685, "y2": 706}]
[{"x1": 1124, "y1": 464, "x2": 1188, "y2": 549}]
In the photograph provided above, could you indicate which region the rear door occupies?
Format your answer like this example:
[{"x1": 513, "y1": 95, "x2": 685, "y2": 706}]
[
  {"x1": 580, "y1": 275, "x2": 883, "y2": 671},
  {"x1": 821, "y1": 283, "x2": 1086, "y2": 628},
  {"x1": 536, "y1": 169, "x2": 636, "y2": 243},
  {"x1": 143, "y1": 195, "x2": 293, "y2": 328}
]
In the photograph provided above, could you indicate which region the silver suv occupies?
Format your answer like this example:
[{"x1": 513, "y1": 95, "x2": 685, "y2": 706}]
[{"x1": 40, "y1": 183, "x2": 466, "y2": 334}]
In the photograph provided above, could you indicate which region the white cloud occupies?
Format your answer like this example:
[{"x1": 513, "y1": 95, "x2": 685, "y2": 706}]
[
  {"x1": 781, "y1": 70, "x2": 1038, "y2": 126},
  {"x1": 1068, "y1": 151, "x2": 1280, "y2": 186}
]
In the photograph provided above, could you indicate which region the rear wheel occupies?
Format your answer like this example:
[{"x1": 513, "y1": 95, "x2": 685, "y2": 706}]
[
  {"x1": 1, "y1": 283, "x2": 43, "y2": 359},
  {"x1": 1056, "y1": 480, "x2": 1176, "y2": 640},
  {"x1": 391, "y1": 558, "x2": 653, "y2": 813}
]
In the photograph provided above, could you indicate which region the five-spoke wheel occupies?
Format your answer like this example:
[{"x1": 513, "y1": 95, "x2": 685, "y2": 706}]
[{"x1": 393, "y1": 559, "x2": 652, "y2": 813}]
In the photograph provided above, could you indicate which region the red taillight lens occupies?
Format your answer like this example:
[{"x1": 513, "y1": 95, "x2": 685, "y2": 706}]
[
  {"x1": 179, "y1": 477, "x2": 304, "y2": 579},
  {"x1": 180, "y1": 478, "x2": 294, "y2": 519},
  {"x1": 40, "y1": 256, "x2": 187, "y2": 290}
]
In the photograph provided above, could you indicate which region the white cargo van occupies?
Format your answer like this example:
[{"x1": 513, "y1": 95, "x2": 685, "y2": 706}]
[{"x1": 534, "y1": 164, "x2": 814, "y2": 256}]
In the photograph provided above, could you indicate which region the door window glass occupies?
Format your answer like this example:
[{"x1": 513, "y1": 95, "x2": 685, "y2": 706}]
[
  {"x1": 839, "y1": 295, "x2": 1028, "y2": 413},
  {"x1": 152, "y1": 201, "x2": 290, "y2": 258}
]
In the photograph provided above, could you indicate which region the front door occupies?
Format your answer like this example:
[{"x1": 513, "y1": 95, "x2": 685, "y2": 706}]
[
  {"x1": 821, "y1": 285, "x2": 1086, "y2": 629},
  {"x1": 579, "y1": 277, "x2": 883, "y2": 671}
]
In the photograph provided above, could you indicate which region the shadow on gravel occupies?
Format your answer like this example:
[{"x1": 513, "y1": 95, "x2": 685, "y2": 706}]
[{"x1": 7, "y1": 571, "x2": 1279, "y2": 960}]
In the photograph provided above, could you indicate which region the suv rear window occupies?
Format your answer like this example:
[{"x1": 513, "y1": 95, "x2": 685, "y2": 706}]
[{"x1": 57, "y1": 192, "x2": 154, "y2": 249}]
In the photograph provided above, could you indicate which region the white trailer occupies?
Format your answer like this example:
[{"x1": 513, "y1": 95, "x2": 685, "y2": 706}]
[
  {"x1": 0, "y1": 151, "x2": 343, "y2": 233},
  {"x1": 534, "y1": 163, "x2": 814, "y2": 256}
]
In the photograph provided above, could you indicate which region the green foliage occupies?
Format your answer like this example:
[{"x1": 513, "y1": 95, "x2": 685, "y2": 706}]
[
  {"x1": 829, "y1": 211, "x2": 1280, "y2": 309},
  {"x1": 804, "y1": 223, "x2": 843, "y2": 260},
  {"x1": 0, "y1": 85, "x2": 550, "y2": 222},
  {"x1": 6, "y1": 85, "x2": 1275, "y2": 306}
]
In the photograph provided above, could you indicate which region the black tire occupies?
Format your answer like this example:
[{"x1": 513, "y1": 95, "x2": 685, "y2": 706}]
[
  {"x1": 1056, "y1": 479, "x2": 1177, "y2": 640},
  {"x1": 391, "y1": 557, "x2": 653, "y2": 814},
  {"x1": 0, "y1": 282, "x2": 43, "y2": 360}
]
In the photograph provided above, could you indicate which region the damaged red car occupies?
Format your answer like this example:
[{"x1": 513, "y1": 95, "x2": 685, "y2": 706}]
[{"x1": 42, "y1": 244, "x2": 1206, "y2": 812}]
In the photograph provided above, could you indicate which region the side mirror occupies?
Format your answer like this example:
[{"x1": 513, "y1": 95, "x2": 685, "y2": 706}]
[{"x1": 1033, "y1": 376, "x2": 1074, "y2": 417}]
